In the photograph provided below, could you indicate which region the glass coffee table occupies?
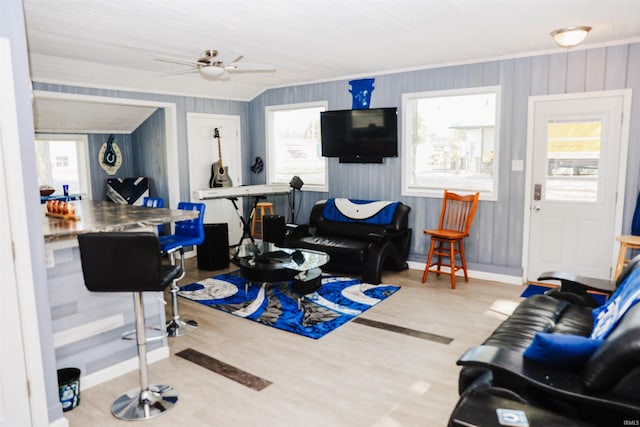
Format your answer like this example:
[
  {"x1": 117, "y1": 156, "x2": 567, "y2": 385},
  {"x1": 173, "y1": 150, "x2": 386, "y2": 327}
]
[{"x1": 230, "y1": 240, "x2": 330, "y2": 300}]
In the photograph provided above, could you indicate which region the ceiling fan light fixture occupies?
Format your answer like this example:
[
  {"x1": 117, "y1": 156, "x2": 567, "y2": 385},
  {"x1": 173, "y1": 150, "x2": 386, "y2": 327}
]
[
  {"x1": 199, "y1": 65, "x2": 226, "y2": 79},
  {"x1": 551, "y1": 26, "x2": 592, "y2": 48}
]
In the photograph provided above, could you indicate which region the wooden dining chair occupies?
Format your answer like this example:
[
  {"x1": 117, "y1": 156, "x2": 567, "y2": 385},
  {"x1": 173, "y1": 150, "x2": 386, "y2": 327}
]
[{"x1": 422, "y1": 190, "x2": 480, "y2": 289}]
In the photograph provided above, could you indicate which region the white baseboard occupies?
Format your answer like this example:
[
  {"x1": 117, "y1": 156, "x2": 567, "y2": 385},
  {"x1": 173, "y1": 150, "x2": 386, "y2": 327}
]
[
  {"x1": 80, "y1": 346, "x2": 170, "y2": 390},
  {"x1": 50, "y1": 416, "x2": 69, "y2": 427},
  {"x1": 406, "y1": 261, "x2": 523, "y2": 286}
]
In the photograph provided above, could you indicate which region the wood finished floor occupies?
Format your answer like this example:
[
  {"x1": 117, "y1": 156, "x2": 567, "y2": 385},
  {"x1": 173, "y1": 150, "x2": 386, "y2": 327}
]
[{"x1": 64, "y1": 259, "x2": 524, "y2": 427}]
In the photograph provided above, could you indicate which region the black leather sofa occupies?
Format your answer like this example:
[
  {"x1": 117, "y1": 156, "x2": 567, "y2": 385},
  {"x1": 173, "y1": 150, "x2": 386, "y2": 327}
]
[
  {"x1": 450, "y1": 257, "x2": 640, "y2": 426},
  {"x1": 283, "y1": 199, "x2": 411, "y2": 284}
]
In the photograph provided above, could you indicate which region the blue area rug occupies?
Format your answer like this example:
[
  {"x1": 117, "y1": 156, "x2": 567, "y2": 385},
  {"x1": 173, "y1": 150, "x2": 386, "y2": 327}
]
[
  {"x1": 178, "y1": 271, "x2": 400, "y2": 339},
  {"x1": 521, "y1": 284, "x2": 607, "y2": 305}
]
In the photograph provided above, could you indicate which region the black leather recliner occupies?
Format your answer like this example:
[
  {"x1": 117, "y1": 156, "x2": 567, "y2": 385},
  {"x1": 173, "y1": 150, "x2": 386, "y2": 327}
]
[
  {"x1": 451, "y1": 256, "x2": 640, "y2": 426},
  {"x1": 283, "y1": 199, "x2": 412, "y2": 284}
]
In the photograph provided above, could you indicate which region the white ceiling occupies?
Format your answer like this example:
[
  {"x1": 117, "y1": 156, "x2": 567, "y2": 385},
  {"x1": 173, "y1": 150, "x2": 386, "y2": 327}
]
[
  {"x1": 32, "y1": 96, "x2": 157, "y2": 133},
  {"x1": 22, "y1": 0, "x2": 640, "y2": 131}
]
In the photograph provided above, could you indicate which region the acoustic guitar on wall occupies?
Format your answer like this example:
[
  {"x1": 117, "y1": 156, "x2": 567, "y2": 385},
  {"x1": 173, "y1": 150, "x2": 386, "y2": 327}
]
[{"x1": 209, "y1": 127, "x2": 233, "y2": 188}]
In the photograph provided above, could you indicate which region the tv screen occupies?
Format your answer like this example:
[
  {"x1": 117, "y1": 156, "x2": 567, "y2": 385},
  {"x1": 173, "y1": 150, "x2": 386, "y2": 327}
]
[{"x1": 321, "y1": 107, "x2": 398, "y2": 163}]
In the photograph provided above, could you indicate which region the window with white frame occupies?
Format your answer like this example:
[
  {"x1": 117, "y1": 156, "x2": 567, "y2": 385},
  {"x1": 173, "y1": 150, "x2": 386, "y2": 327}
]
[
  {"x1": 266, "y1": 102, "x2": 328, "y2": 191},
  {"x1": 402, "y1": 86, "x2": 500, "y2": 199},
  {"x1": 35, "y1": 134, "x2": 92, "y2": 198}
]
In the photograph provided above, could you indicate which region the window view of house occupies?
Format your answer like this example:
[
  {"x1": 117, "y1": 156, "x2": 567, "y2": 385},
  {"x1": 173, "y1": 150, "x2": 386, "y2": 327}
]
[
  {"x1": 403, "y1": 88, "x2": 499, "y2": 198},
  {"x1": 35, "y1": 135, "x2": 91, "y2": 197},
  {"x1": 266, "y1": 103, "x2": 328, "y2": 190}
]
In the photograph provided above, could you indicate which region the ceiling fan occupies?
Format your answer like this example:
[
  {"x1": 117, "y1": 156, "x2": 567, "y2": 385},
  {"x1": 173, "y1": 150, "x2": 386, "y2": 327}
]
[{"x1": 154, "y1": 49, "x2": 276, "y2": 80}]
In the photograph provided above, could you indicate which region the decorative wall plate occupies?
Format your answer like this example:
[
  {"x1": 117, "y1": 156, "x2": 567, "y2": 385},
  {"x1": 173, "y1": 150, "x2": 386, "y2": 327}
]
[{"x1": 98, "y1": 135, "x2": 122, "y2": 175}]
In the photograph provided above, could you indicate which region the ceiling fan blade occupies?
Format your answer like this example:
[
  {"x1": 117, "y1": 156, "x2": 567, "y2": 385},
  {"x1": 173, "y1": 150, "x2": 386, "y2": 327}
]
[
  {"x1": 154, "y1": 54, "x2": 201, "y2": 67},
  {"x1": 226, "y1": 62, "x2": 276, "y2": 72},
  {"x1": 215, "y1": 48, "x2": 243, "y2": 64},
  {"x1": 160, "y1": 68, "x2": 199, "y2": 76}
]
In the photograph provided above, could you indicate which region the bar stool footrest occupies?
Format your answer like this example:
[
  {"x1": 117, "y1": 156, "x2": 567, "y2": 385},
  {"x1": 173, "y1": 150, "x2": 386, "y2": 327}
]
[{"x1": 121, "y1": 326, "x2": 167, "y2": 342}]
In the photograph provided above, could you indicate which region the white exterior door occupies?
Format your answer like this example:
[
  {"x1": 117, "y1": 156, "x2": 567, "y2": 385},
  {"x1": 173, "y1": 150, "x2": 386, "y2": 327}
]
[
  {"x1": 527, "y1": 93, "x2": 628, "y2": 281},
  {"x1": 187, "y1": 113, "x2": 243, "y2": 244}
]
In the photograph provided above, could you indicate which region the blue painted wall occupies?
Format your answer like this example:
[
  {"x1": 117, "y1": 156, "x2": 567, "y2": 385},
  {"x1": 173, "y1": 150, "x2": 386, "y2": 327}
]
[
  {"x1": 132, "y1": 108, "x2": 167, "y2": 200},
  {"x1": 250, "y1": 44, "x2": 640, "y2": 276},
  {"x1": 87, "y1": 133, "x2": 134, "y2": 200}
]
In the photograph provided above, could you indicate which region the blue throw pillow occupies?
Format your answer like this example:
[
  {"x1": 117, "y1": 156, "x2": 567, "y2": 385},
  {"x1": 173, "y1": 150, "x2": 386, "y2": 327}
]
[
  {"x1": 591, "y1": 265, "x2": 640, "y2": 340},
  {"x1": 523, "y1": 333, "x2": 603, "y2": 370}
]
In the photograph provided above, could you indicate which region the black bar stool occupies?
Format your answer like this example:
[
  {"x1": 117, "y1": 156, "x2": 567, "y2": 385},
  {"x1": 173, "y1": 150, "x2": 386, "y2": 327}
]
[{"x1": 78, "y1": 232, "x2": 180, "y2": 421}]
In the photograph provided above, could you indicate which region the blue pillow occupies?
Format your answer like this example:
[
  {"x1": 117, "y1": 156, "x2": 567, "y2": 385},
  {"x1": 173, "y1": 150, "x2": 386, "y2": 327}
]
[
  {"x1": 591, "y1": 265, "x2": 640, "y2": 340},
  {"x1": 523, "y1": 333, "x2": 603, "y2": 370}
]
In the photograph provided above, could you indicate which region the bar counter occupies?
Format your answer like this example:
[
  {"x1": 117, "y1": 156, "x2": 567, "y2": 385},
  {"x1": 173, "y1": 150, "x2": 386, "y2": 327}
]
[
  {"x1": 43, "y1": 200, "x2": 197, "y2": 391},
  {"x1": 43, "y1": 200, "x2": 197, "y2": 243}
]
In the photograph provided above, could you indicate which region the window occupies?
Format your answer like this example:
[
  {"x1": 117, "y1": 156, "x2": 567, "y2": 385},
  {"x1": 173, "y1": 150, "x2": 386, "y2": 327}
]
[
  {"x1": 402, "y1": 86, "x2": 500, "y2": 199},
  {"x1": 266, "y1": 102, "x2": 328, "y2": 191},
  {"x1": 35, "y1": 134, "x2": 92, "y2": 198},
  {"x1": 55, "y1": 156, "x2": 70, "y2": 168}
]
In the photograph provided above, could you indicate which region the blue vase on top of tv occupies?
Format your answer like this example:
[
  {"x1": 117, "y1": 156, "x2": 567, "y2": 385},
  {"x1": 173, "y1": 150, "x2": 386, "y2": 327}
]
[{"x1": 349, "y1": 78, "x2": 375, "y2": 110}]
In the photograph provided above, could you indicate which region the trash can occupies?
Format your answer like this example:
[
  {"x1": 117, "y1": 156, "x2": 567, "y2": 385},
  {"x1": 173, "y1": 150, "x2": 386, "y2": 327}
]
[
  {"x1": 57, "y1": 367, "x2": 81, "y2": 412},
  {"x1": 197, "y1": 223, "x2": 230, "y2": 270}
]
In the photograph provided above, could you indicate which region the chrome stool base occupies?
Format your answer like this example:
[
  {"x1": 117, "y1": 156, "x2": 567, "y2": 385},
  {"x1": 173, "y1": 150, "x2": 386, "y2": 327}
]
[
  {"x1": 166, "y1": 317, "x2": 198, "y2": 337},
  {"x1": 165, "y1": 248, "x2": 198, "y2": 338},
  {"x1": 111, "y1": 384, "x2": 178, "y2": 420}
]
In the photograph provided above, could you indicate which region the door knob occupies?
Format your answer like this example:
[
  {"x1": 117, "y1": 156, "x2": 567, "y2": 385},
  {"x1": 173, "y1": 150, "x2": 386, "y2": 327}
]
[{"x1": 532, "y1": 205, "x2": 541, "y2": 212}]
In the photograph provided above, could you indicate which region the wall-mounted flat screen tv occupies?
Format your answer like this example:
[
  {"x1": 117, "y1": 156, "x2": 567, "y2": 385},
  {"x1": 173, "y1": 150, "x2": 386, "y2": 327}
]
[{"x1": 320, "y1": 107, "x2": 398, "y2": 163}]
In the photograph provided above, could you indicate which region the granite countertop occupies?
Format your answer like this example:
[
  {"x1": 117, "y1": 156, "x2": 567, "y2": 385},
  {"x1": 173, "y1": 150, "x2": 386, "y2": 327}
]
[{"x1": 43, "y1": 200, "x2": 198, "y2": 242}]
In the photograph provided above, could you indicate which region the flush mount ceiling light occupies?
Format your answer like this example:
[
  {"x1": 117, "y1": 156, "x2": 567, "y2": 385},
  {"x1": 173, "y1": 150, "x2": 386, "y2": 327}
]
[{"x1": 551, "y1": 26, "x2": 592, "y2": 48}]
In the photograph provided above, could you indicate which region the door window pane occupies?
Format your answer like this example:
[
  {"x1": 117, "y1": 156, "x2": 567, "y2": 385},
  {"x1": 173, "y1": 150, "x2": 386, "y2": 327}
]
[{"x1": 546, "y1": 121, "x2": 601, "y2": 202}]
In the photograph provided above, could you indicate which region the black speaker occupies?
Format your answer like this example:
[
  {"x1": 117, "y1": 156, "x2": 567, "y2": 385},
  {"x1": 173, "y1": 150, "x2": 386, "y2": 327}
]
[
  {"x1": 197, "y1": 223, "x2": 230, "y2": 270},
  {"x1": 289, "y1": 175, "x2": 304, "y2": 190},
  {"x1": 262, "y1": 215, "x2": 286, "y2": 246}
]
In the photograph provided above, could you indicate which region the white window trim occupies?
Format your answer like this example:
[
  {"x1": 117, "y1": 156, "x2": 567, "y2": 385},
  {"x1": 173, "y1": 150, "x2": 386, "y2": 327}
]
[
  {"x1": 265, "y1": 101, "x2": 329, "y2": 192},
  {"x1": 401, "y1": 86, "x2": 501, "y2": 201},
  {"x1": 35, "y1": 133, "x2": 93, "y2": 200}
]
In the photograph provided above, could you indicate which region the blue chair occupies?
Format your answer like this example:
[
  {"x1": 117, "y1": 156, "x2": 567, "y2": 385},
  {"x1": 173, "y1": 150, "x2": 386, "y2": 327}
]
[
  {"x1": 159, "y1": 202, "x2": 206, "y2": 337},
  {"x1": 142, "y1": 197, "x2": 165, "y2": 208},
  {"x1": 143, "y1": 197, "x2": 165, "y2": 234}
]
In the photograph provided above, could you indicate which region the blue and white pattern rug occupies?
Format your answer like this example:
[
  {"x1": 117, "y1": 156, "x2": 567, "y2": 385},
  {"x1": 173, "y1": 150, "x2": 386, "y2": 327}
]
[{"x1": 178, "y1": 271, "x2": 400, "y2": 339}]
